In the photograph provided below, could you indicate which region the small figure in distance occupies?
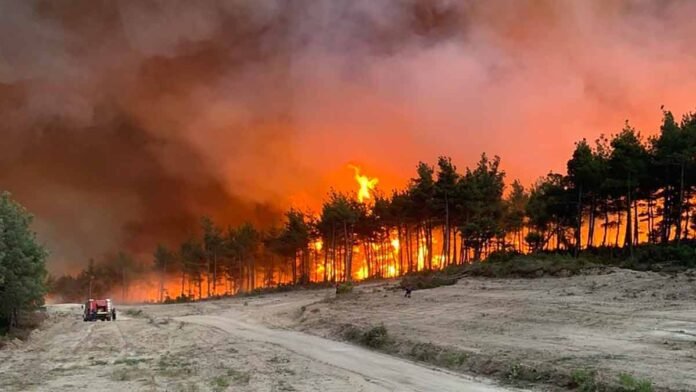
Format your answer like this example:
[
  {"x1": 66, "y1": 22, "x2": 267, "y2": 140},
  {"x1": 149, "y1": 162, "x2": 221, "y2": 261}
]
[{"x1": 404, "y1": 286, "x2": 412, "y2": 298}]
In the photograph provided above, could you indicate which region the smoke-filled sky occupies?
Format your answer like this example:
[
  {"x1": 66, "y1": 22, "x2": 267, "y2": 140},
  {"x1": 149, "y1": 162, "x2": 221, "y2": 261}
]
[{"x1": 1, "y1": 0, "x2": 696, "y2": 273}]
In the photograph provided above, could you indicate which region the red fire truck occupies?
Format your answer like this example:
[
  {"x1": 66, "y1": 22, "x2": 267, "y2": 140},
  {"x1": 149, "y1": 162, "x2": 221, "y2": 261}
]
[{"x1": 83, "y1": 299, "x2": 117, "y2": 321}]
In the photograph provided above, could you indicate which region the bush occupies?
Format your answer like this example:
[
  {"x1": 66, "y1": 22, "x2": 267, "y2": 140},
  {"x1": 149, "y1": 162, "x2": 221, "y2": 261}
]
[
  {"x1": 617, "y1": 373, "x2": 653, "y2": 392},
  {"x1": 633, "y1": 244, "x2": 696, "y2": 268},
  {"x1": 486, "y1": 250, "x2": 522, "y2": 263},
  {"x1": 463, "y1": 253, "x2": 595, "y2": 278},
  {"x1": 571, "y1": 369, "x2": 598, "y2": 392},
  {"x1": 124, "y1": 309, "x2": 144, "y2": 317},
  {"x1": 362, "y1": 325, "x2": 389, "y2": 348},
  {"x1": 336, "y1": 281, "x2": 354, "y2": 295},
  {"x1": 163, "y1": 294, "x2": 192, "y2": 304},
  {"x1": 342, "y1": 324, "x2": 390, "y2": 349},
  {"x1": 400, "y1": 271, "x2": 458, "y2": 291}
]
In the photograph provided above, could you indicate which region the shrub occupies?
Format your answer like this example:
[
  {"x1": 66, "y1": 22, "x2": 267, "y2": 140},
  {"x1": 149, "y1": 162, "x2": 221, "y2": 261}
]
[
  {"x1": 486, "y1": 250, "x2": 522, "y2": 263},
  {"x1": 362, "y1": 325, "x2": 389, "y2": 348},
  {"x1": 124, "y1": 309, "x2": 144, "y2": 317},
  {"x1": 571, "y1": 369, "x2": 598, "y2": 392},
  {"x1": 409, "y1": 342, "x2": 440, "y2": 362},
  {"x1": 211, "y1": 376, "x2": 230, "y2": 392},
  {"x1": 463, "y1": 253, "x2": 594, "y2": 278},
  {"x1": 342, "y1": 324, "x2": 391, "y2": 349},
  {"x1": 336, "y1": 282, "x2": 354, "y2": 295},
  {"x1": 400, "y1": 271, "x2": 458, "y2": 291},
  {"x1": 617, "y1": 373, "x2": 653, "y2": 392},
  {"x1": 633, "y1": 244, "x2": 696, "y2": 268}
]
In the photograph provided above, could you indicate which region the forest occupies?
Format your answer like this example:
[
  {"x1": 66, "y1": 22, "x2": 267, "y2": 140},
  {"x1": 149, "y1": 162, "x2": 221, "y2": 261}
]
[{"x1": 50, "y1": 109, "x2": 696, "y2": 302}]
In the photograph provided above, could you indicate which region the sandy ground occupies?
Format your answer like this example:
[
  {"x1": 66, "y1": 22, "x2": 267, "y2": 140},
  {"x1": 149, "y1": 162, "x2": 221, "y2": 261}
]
[
  {"x1": 1, "y1": 268, "x2": 695, "y2": 391},
  {"x1": 290, "y1": 269, "x2": 696, "y2": 391},
  {"x1": 0, "y1": 294, "x2": 513, "y2": 391}
]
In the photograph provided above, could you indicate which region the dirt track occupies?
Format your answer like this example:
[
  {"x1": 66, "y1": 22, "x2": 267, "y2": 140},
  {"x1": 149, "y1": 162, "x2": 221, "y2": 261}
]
[
  {"x1": 1, "y1": 268, "x2": 695, "y2": 391},
  {"x1": 0, "y1": 300, "x2": 512, "y2": 391}
]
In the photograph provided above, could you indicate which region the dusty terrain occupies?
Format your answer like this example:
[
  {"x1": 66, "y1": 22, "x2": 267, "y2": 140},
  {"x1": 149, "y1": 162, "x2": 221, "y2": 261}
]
[
  {"x1": 293, "y1": 269, "x2": 696, "y2": 391},
  {"x1": 0, "y1": 295, "x2": 511, "y2": 391},
  {"x1": 1, "y1": 268, "x2": 695, "y2": 391}
]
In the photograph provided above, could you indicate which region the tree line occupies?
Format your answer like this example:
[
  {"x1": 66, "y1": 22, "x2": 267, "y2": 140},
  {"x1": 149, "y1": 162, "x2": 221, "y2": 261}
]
[{"x1": 50, "y1": 108, "x2": 696, "y2": 302}]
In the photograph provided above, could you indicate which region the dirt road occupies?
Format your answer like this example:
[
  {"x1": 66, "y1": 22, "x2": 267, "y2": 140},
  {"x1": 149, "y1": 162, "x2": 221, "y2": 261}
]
[
  {"x1": 177, "y1": 314, "x2": 510, "y2": 392},
  {"x1": 0, "y1": 300, "x2": 513, "y2": 391}
]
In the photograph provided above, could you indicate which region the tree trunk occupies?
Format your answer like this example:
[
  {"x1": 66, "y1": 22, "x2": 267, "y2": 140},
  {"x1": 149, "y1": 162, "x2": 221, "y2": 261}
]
[
  {"x1": 662, "y1": 185, "x2": 671, "y2": 244},
  {"x1": 587, "y1": 196, "x2": 595, "y2": 248},
  {"x1": 212, "y1": 253, "x2": 217, "y2": 295},
  {"x1": 344, "y1": 222, "x2": 353, "y2": 282},
  {"x1": 575, "y1": 185, "x2": 583, "y2": 257},
  {"x1": 633, "y1": 199, "x2": 639, "y2": 246},
  {"x1": 615, "y1": 211, "x2": 622, "y2": 248},
  {"x1": 676, "y1": 162, "x2": 685, "y2": 244},
  {"x1": 684, "y1": 199, "x2": 691, "y2": 240},
  {"x1": 206, "y1": 259, "x2": 211, "y2": 298},
  {"x1": 444, "y1": 193, "x2": 450, "y2": 265},
  {"x1": 602, "y1": 201, "x2": 609, "y2": 247},
  {"x1": 323, "y1": 241, "x2": 329, "y2": 283},
  {"x1": 452, "y1": 228, "x2": 458, "y2": 264},
  {"x1": 405, "y1": 226, "x2": 413, "y2": 272},
  {"x1": 624, "y1": 176, "x2": 634, "y2": 258},
  {"x1": 647, "y1": 196, "x2": 655, "y2": 243}
]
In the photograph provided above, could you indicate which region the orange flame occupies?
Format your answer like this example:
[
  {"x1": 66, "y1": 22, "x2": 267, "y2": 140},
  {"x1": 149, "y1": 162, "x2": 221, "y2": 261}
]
[{"x1": 349, "y1": 165, "x2": 378, "y2": 203}]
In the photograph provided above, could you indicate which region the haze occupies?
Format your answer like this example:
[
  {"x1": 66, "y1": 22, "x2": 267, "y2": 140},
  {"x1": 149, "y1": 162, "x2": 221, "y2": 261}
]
[{"x1": 1, "y1": 0, "x2": 695, "y2": 273}]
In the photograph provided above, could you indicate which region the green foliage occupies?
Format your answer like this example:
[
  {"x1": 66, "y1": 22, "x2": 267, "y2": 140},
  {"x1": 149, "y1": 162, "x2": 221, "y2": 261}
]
[
  {"x1": 571, "y1": 369, "x2": 598, "y2": 392},
  {"x1": 335, "y1": 281, "x2": 353, "y2": 294},
  {"x1": 409, "y1": 342, "x2": 440, "y2": 362},
  {"x1": 0, "y1": 192, "x2": 48, "y2": 330},
  {"x1": 210, "y1": 376, "x2": 230, "y2": 392},
  {"x1": 633, "y1": 244, "x2": 696, "y2": 268},
  {"x1": 617, "y1": 373, "x2": 653, "y2": 392},
  {"x1": 362, "y1": 324, "x2": 389, "y2": 348},
  {"x1": 400, "y1": 271, "x2": 458, "y2": 290},
  {"x1": 464, "y1": 253, "x2": 593, "y2": 278},
  {"x1": 458, "y1": 154, "x2": 506, "y2": 260},
  {"x1": 342, "y1": 324, "x2": 390, "y2": 348}
]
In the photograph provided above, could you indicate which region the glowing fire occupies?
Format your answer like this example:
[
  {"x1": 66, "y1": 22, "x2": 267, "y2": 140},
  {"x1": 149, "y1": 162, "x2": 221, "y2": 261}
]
[
  {"x1": 350, "y1": 165, "x2": 378, "y2": 203},
  {"x1": 386, "y1": 265, "x2": 397, "y2": 277},
  {"x1": 391, "y1": 238, "x2": 400, "y2": 251}
]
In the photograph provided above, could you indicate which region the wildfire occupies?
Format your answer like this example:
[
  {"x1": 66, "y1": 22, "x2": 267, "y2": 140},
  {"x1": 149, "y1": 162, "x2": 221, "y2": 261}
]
[
  {"x1": 391, "y1": 238, "x2": 400, "y2": 251},
  {"x1": 350, "y1": 165, "x2": 379, "y2": 203}
]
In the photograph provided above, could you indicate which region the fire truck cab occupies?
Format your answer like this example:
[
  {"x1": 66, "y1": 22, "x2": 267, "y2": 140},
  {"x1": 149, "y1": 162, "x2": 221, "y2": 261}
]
[{"x1": 83, "y1": 298, "x2": 116, "y2": 322}]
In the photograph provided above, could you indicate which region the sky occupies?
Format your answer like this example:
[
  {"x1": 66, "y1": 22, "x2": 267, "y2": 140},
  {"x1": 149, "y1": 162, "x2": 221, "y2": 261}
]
[{"x1": 1, "y1": 0, "x2": 696, "y2": 273}]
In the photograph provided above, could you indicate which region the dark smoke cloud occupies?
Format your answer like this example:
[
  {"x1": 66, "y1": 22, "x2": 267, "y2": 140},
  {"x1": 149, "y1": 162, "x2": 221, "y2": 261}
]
[{"x1": 1, "y1": 0, "x2": 696, "y2": 272}]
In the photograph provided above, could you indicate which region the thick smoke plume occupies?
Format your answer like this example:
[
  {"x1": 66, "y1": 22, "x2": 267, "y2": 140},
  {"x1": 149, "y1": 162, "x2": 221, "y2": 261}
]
[{"x1": 1, "y1": 0, "x2": 695, "y2": 273}]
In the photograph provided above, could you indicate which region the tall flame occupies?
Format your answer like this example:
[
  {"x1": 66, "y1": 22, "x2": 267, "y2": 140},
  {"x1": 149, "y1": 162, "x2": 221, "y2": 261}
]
[{"x1": 349, "y1": 165, "x2": 379, "y2": 203}]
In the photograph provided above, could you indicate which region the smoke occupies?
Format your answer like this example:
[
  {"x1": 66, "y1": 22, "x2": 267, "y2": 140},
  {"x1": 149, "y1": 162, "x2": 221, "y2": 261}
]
[{"x1": 1, "y1": 0, "x2": 695, "y2": 273}]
